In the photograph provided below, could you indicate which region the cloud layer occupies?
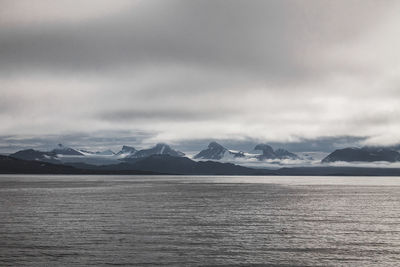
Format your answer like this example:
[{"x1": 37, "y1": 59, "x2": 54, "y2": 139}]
[{"x1": 1, "y1": 0, "x2": 400, "y2": 151}]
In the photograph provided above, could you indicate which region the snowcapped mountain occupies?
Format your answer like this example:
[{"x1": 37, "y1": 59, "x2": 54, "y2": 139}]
[
  {"x1": 52, "y1": 144, "x2": 83, "y2": 156},
  {"x1": 194, "y1": 142, "x2": 299, "y2": 162},
  {"x1": 9, "y1": 149, "x2": 59, "y2": 163},
  {"x1": 254, "y1": 144, "x2": 299, "y2": 160},
  {"x1": 194, "y1": 142, "x2": 244, "y2": 160},
  {"x1": 9, "y1": 143, "x2": 184, "y2": 165},
  {"x1": 124, "y1": 143, "x2": 185, "y2": 159},
  {"x1": 253, "y1": 144, "x2": 276, "y2": 159},
  {"x1": 9, "y1": 144, "x2": 86, "y2": 163},
  {"x1": 115, "y1": 145, "x2": 137, "y2": 157},
  {"x1": 9, "y1": 142, "x2": 303, "y2": 167},
  {"x1": 79, "y1": 149, "x2": 115, "y2": 156}
]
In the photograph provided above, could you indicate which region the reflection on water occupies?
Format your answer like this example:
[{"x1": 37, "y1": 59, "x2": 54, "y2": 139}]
[{"x1": 1, "y1": 175, "x2": 400, "y2": 266}]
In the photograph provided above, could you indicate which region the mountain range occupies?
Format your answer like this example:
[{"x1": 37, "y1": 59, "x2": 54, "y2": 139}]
[
  {"x1": 9, "y1": 143, "x2": 185, "y2": 165},
  {"x1": 3, "y1": 141, "x2": 400, "y2": 175},
  {"x1": 9, "y1": 142, "x2": 303, "y2": 166},
  {"x1": 0, "y1": 155, "x2": 158, "y2": 175},
  {"x1": 3, "y1": 154, "x2": 400, "y2": 176},
  {"x1": 193, "y1": 142, "x2": 299, "y2": 161},
  {"x1": 7, "y1": 142, "x2": 400, "y2": 165}
]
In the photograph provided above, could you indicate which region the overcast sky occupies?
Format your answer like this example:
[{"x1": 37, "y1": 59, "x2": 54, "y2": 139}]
[{"x1": 1, "y1": 0, "x2": 400, "y2": 152}]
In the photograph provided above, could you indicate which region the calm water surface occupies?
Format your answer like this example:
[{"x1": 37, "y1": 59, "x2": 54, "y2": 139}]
[{"x1": 1, "y1": 175, "x2": 400, "y2": 266}]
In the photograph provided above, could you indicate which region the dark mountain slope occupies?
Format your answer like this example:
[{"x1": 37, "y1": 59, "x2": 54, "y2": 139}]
[
  {"x1": 0, "y1": 156, "x2": 158, "y2": 175},
  {"x1": 276, "y1": 166, "x2": 400, "y2": 176},
  {"x1": 114, "y1": 155, "x2": 274, "y2": 175},
  {"x1": 9, "y1": 149, "x2": 58, "y2": 163},
  {"x1": 0, "y1": 155, "x2": 84, "y2": 174},
  {"x1": 254, "y1": 144, "x2": 299, "y2": 160},
  {"x1": 51, "y1": 144, "x2": 83, "y2": 156},
  {"x1": 322, "y1": 147, "x2": 400, "y2": 163},
  {"x1": 194, "y1": 142, "x2": 244, "y2": 160}
]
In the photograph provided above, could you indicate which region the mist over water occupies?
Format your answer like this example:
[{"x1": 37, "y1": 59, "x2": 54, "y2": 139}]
[{"x1": 1, "y1": 175, "x2": 400, "y2": 266}]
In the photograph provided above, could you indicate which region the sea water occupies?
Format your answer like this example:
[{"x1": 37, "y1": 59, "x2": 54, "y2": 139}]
[{"x1": 0, "y1": 175, "x2": 399, "y2": 266}]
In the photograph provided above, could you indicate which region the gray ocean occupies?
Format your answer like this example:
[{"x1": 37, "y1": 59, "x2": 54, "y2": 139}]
[{"x1": 1, "y1": 175, "x2": 400, "y2": 266}]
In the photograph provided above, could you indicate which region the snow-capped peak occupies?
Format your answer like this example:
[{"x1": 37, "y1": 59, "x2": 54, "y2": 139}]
[{"x1": 51, "y1": 144, "x2": 83, "y2": 156}]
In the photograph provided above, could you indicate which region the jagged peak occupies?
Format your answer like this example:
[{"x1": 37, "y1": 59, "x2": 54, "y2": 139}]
[
  {"x1": 154, "y1": 143, "x2": 170, "y2": 149},
  {"x1": 254, "y1": 144, "x2": 274, "y2": 152},
  {"x1": 208, "y1": 141, "x2": 225, "y2": 149},
  {"x1": 121, "y1": 145, "x2": 137, "y2": 152},
  {"x1": 51, "y1": 144, "x2": 83, "y2": 156}
]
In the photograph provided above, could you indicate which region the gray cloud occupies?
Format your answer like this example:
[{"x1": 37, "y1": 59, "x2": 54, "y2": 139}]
[
  {"x1": 97, "y1": 107, "x2": 236, "y2": 122},
  {"x1": 1, "y1": 0, "x2": 400, "y2": 151},
  {"x1": 0, "y1": 130, "x2": 155, "y2": 153},
  {"x1": 1, "y1": 1, "x2": 392, "y2": 79}
]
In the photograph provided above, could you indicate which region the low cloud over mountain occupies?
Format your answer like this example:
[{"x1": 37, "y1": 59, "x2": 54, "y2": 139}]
[{"x1": 1, "y1": 1, "x2": 400, "y2": 150}]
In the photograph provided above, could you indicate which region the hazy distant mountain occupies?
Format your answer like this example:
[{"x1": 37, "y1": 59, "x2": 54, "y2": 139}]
[
  {"x1": 194, "y1": 142, "x2": 299, "y2": 162},
  {"x1": 0, "y1": 155, "x2": 80, "y2": 174},
  {"x1": 393, "y1": 145, "x2": 400, "y2": 151},
  {"x1": 254, "y1": 144, "x2": 299, "y2": 160},
  {"x1": 9, "y1": 143, "x2": 184, "y2": 166},
  {"x1": 5, "y1": 153, "x2": 400, "y2": 176},
  {"x1": 52, "y1": 144, "x2": 83, "y2": 156},
  {"x1": 125, "y1": 143, "x2": 184, "y2": 159},
  {"x1": 194, "y1": 142, "x2": 245, "y2": 160},
  {"x1": 10, "y1": 144, "x2": 85, "y2": 164},
  {"x1": 115, "y1": 145, "x2": 137, "y2": 157},
  {"x1": 94, "y1": 149, "x2": 115, "y2": 156},
  {"x1": 274, "y1": 148, "x2": 299, "y2": 159},
  {"x1": 0, "y1": 155, "x2": 158, "y2": 175},
  {"x1": 254, "y1": 144, "x2": 276, "y2": 159},
  {"x1": 322, "y1": 147, "x2": 400, "y2": 163},
  {"x1": 11, "y1": 142, "x2": 400, "y2": 169},
  {"x1": 9, "y1": 149, "x2": 59, "y2": 163}
]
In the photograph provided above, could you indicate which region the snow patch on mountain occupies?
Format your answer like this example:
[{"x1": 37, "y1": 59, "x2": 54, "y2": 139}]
[
  {"x1": 52, "y1": 144, "x2": 83, "y2": 156},
  {"x1": 124, "y1": 143, "x2": 185, "y2": 159},
  {"x1": 194, "y1": 142, "x2": 300, "y2": 163},
  {"x1": 194, "y1": 142, "x2": 245, "y2": 160}
]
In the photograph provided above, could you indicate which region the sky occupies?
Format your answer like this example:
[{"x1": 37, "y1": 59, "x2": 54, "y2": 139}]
[{"x1": 1, "y1": 0, "x2": 400, "y2": 153}]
